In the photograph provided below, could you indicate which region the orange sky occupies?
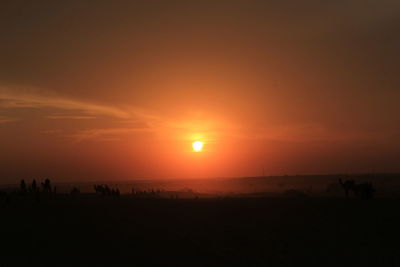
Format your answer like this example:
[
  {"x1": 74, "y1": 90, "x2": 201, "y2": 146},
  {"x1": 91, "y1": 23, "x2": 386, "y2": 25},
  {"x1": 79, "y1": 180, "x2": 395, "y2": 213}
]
[{"x1": 0, "y1": 1, "x2": 400, "y2": 183}]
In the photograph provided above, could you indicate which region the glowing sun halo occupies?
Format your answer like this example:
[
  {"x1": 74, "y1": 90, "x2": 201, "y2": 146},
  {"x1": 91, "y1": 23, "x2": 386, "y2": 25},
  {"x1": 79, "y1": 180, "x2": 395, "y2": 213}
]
[{"x1": 192, "y1": 141, "x2": 204, "y2": 152}]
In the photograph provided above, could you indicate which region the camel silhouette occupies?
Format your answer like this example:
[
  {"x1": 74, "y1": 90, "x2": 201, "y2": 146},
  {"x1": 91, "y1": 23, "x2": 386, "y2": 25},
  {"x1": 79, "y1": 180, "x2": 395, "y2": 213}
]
[{"x1": 94, "y1": 184, "x2": 120, "y2": 197}]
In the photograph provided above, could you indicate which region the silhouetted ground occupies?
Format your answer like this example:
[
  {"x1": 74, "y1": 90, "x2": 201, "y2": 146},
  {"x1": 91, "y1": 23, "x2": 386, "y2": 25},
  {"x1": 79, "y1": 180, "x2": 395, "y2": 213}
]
[{"x1": 1, "y1": 195, "x2": 400, "y2": 266}]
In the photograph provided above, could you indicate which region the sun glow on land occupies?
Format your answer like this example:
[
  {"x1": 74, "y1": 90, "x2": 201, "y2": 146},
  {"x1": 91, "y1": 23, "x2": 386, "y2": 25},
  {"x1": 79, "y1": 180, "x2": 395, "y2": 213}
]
[{"x1": 192, "y1": 141, "x2": 204, "y2": 152}]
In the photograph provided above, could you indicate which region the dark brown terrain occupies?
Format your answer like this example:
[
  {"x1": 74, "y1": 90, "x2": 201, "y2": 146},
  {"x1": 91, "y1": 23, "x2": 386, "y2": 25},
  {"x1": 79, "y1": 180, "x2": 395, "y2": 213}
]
[{"x1": 1, "y1": 193, "x2": 400, "y2": 266}]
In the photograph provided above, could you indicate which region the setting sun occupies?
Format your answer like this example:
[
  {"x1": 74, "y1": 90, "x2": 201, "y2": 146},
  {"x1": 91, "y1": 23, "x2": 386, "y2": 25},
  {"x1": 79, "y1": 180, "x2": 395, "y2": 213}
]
[{"x1": 192, "y1": 141, "x2": 204, "y2": 152}]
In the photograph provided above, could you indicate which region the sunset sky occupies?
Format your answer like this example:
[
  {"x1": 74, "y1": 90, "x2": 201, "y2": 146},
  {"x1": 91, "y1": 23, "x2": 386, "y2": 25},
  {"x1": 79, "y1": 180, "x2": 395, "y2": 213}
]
[{"x1": 1, "y1": 1, "x2": 399, "y2": 182}]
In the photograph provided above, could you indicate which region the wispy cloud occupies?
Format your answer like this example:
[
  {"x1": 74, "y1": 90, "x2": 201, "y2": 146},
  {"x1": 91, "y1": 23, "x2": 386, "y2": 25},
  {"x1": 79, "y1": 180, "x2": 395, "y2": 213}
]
[
  {"x1": 0, "y1": 87, "x2": 165, "y2": 124},
  {"x1": 45, "y1": 115, "x2": 96, "y2": 120},
  {"x1": 0, "y1": 87, "x2": 246, "y2": 144},
  {"x1": 66, "y1": 127, "x2": 151, "y2": 142},
  {"x1": 0, "y1": 116, "x2": 18, "y2": 124},
  {"x1": 0, "y1": 86, "x2": 164, "y2": 141},
  {"x1": 0, "y1": 89, "x2": 129, "y2": 118}
]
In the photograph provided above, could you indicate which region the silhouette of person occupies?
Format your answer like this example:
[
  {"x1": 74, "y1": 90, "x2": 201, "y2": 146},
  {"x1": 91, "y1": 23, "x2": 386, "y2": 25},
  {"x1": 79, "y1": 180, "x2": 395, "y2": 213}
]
[
  {"x1": 42, "y1": 179, "x2": 52, "y2": 193},
  {"x1": 20, "y1": 179, "x2": 27, "y2": 194},
  {"x1": 31, "y1": 179, "x2": 37, "y2": 193}
]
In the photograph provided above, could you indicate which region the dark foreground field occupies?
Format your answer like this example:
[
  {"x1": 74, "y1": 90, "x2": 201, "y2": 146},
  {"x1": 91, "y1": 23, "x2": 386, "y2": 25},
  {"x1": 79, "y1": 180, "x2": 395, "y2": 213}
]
[{"x1": 1, "y1": 196, "x2": 400, "y2": 266}]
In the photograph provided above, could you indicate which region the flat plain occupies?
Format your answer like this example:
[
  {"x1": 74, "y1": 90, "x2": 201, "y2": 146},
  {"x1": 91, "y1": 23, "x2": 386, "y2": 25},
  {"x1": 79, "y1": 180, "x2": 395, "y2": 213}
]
[{"x1": 1, "y1": 195, "x2": 399, "y2": 266}]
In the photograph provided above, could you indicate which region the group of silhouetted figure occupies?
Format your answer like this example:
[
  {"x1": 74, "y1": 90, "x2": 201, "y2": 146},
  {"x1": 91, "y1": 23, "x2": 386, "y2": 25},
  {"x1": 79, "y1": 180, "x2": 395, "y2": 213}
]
[
  {"x1": 20, "y1": 179, "x2": 55, "y2": 195},
  {"x1": 93, "y1": 184, "x2": 120, "y2": 197},
  {"x1": 339, "y1": 178, "x2": 375, "y2": 199}
]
